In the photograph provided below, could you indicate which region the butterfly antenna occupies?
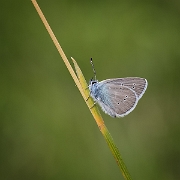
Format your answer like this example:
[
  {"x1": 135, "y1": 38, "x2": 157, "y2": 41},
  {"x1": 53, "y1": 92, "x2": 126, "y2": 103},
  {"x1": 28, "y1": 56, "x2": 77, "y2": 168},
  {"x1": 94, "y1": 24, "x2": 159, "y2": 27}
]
[{"x1": 90, "y1": 58, "x2": 97, "y2": 80}]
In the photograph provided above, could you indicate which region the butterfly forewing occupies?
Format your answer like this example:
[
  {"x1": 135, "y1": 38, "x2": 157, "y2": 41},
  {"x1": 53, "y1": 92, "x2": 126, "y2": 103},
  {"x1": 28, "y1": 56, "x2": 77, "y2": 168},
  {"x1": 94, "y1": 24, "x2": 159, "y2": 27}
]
[{"x1": 99, "y1": 77, "x2": 147, "y2": 99}]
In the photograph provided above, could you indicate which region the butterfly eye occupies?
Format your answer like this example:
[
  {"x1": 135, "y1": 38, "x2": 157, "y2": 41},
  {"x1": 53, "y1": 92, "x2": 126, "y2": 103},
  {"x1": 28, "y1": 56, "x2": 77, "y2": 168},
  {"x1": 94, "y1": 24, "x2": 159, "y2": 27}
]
[{"x1": 91, "y1": 81, "x2": 97, "y2": 85}]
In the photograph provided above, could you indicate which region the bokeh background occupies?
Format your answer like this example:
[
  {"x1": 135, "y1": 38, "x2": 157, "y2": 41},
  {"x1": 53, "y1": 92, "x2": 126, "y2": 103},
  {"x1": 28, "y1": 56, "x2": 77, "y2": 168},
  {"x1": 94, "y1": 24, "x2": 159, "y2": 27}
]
[{"x1": 1, "y1": 0, "x2": 180, "y2": 180}]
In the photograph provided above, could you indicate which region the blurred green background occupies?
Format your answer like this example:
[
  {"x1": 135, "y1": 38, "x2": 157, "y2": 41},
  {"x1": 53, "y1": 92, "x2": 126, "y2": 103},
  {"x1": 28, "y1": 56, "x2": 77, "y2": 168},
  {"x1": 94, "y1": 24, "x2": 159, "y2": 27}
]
[{"x1": 1, "y1": 0, "x2": 180, "y2": 180}]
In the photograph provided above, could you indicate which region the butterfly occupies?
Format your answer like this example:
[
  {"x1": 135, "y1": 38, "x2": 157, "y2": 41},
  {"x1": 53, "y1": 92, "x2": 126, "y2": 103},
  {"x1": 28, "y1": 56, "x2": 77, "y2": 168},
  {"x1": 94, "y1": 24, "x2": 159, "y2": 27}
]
[{"x1": 88, "y1": 59, "x2": 148, "y2": 117}]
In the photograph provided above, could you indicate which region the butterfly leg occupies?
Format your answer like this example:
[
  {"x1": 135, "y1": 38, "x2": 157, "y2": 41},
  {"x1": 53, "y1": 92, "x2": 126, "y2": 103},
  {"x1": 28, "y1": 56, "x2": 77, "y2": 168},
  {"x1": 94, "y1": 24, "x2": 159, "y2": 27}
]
[
  {"x1": 86, "y1": 95, "x2": 90, "y2": 101},
  {"x1": 89, "y1": 102, "x2": 96, "y2": 109},
  {"x1": 85, "y1": 86, "x2": 89, "y2": 90},
  {"x1": 85, "y1": 86, "x2": 91, "y2": 101}
]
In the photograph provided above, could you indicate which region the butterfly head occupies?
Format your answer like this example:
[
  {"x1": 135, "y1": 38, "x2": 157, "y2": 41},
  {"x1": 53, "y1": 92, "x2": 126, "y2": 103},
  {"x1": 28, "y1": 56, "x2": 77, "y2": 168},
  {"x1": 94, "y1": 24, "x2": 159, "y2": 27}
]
[{"x1": 89, "y1": 78, "x2": 99, "y2": 92}]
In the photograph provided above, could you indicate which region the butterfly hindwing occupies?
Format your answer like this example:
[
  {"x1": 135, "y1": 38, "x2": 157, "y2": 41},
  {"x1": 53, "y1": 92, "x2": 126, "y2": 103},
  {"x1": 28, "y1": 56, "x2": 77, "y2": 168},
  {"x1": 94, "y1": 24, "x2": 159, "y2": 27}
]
[{"x1": 95, "y1": 81, "x2": 138, "y2": 117}]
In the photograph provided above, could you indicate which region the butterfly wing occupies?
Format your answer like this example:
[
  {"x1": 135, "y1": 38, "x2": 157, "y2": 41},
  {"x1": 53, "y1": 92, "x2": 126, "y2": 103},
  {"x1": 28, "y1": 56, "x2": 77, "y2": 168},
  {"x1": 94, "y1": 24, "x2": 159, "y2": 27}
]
[
  {"x1": 94, "y1": 77, "x2": 147, "y2": 117},
  {"x1": 95, "y1": 82, "x2": 137, "y2": 117},
  {"x1": 99, "y1": 77, "x2": 148, "y2": 99}
]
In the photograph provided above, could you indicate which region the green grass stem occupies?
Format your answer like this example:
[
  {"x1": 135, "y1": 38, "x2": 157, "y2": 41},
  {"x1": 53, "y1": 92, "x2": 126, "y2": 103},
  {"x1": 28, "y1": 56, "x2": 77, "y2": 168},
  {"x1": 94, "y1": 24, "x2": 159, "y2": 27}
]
[{"x1": 31, "y1": 1, "x2": 132, "y2": 179}]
